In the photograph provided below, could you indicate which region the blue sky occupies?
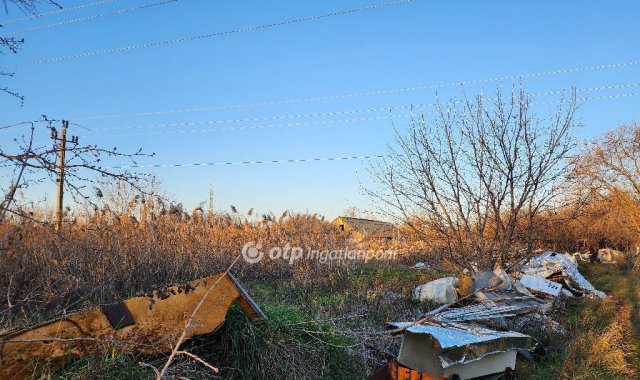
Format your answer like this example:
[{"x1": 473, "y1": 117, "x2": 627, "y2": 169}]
[{"x1": 1, "y1": 0, "x2": 639, "y2": 218}]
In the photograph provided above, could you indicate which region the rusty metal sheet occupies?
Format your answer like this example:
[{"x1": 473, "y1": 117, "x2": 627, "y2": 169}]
[{"x1": 0, "y1": 273, "x2": 264, "y2": 380}]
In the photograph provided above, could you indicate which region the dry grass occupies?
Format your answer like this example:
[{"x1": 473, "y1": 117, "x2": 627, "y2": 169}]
[
  {"x1": 0, "y1": 207, "x2": 358, "y2": 331},
  {"x1": 521, "y1": 263, "x2": 640, "y2": 380},
  {"x1": 4, "y1": 182, "x2": 640, "y2": 378},
  {"x1": 586, "y1": 303, "x2": 636, "y2": 377}
]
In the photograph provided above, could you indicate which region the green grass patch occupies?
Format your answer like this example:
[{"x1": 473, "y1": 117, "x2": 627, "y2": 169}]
[
  {"x1": 521, "y1": 263, "x2": 640, "y2": 379},
  {"x1": 52, "y1": 354, "x2": 147, "y2": 380}
]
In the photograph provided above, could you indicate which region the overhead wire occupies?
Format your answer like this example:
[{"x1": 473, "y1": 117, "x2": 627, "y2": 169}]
[
  {"x1": 1, "y1": 0, "x2": 414, "y2": 68},
  {"x1": 83, "y1": 114, "x2": 411, "y2": 138},
  {"x1": 2, "y1": 0, "x2": 177, "y2": 36},
  {"x1": 0, "y1": 0, "x2": 120, "y2": 26},
  {"x1": 99, "y1": 92, "x2": 640, "y2": 169},
  {"x1": 78, "y1": 82, "x2": 640, "y2": 137},
  {"x1": 91, "y1": 91, "x2": 640, "y2": 139},
  {"x1": 67, "y1": 60, "x2": 640, "y2": 121},
  {"x1": 107, "y1": 154, "x2": 384, "y2": 169},
  {"x1": 5, "y1": 85, "x2": 639, "y2": 144}
]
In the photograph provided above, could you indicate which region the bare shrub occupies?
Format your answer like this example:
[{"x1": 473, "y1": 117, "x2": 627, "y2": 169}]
[{"x1": 369, "y1": 88, "x2": 578, "y2": 272}]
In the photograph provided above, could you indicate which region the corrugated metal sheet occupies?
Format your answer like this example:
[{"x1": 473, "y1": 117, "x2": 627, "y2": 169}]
[
  {"x1": 389, "y1": 322, "x2": 529, "y2": 350},
  {"x1": 389, "y1": 321, "x2": 532, "y2": 371}
]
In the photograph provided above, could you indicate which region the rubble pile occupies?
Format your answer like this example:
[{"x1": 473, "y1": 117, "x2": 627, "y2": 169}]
[
  {"x1": 518, "y1": 251, "x2": 606, "y2": 298},
  {"x1": 374, "y1": 250, "x2": 607, "y2": 380}
]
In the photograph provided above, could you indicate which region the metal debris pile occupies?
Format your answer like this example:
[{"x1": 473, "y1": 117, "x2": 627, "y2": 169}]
[
  {"x1": 375, "y1": 250, "x2": 607, "y2": 380},
  {"x1": 519, "y1": 251, "x2": 606, "y2": 298}
]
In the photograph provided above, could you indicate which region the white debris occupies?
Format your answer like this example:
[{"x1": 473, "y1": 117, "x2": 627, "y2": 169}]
[
  {"x1": 597, "y1": 248, "x2": 625, "y2": 263},
  {"x1": 521, "y1": 251, "x2": 606, "y2": 299},
  {"x1": 413, "y1": 262, "x2": 431, "y2": 270},
  {"x1": 509, "y1": 312, "x2": 567, "y2": 335},
  {"x1": 561, "y1": 288, "x2": 574, "y2": 298},
  {"x1": 572, "y1": 251, "x2": 592, "y2": 262},
  {"x1": 473, "y1": 268, "x2": 512, "y2": 291},
  {"x1": 413, "y1": 277, "x2": 459, "y2": 304},
  {"x1": 512, "y1": 280, "x2": 534, "y2": 296},
  {"x1": 565, "y1": 253, "x2": 578, "y2": 264},
  {"x1": 433, "y1": 291, "x2": 550, "y2": 322},
  {"x1": 518, "y1": 275, "x2": 563, "y2": 297}
]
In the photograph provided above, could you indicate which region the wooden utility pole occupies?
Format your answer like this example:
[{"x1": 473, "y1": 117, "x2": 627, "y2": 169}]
[{"x1": 55, "y1": 120, "x2": 69, "y2": 231}]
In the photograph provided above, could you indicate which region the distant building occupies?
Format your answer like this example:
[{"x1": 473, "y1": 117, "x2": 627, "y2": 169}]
[{"x1": 332, "y1": 216, "x2": 396, "y2": 243}]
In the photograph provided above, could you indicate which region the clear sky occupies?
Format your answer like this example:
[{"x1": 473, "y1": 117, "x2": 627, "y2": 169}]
[{"x1": 1, "y1": 0, "x2": 639, "y2": 219}]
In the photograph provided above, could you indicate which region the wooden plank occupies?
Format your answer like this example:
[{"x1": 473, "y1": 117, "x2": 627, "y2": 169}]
[{"x1": 397, "y1": 365, "x2": 411, "y2": 380}]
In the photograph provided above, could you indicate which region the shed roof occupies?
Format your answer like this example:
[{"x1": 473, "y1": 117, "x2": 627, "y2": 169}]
[{"x1": 334, "y1": 216, "x2": 395, "y2": 237}]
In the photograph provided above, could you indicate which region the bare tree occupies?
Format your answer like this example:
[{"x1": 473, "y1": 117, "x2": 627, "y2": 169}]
[
  {"x1": 368, "y1": 88, "x2": 578, "y2": 272},
  {"x1": 573, "y1": 122, "x2": 640, "y2": 198},
  {"x1": 0, "y1": 119, "x2": 153, "y2": 225},
  {"x1": 571, "y1": 121, "x2": 640, "y2": 269}
]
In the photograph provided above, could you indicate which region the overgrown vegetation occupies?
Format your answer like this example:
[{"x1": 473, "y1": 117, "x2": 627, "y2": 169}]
[
  {"x1": 3, "y1": 97, "x2": 640, "y2": 378},
  {"x1": 518, "y1": 263, "x2": 640, "y2": 380},
  {"x1": 0, "y1": 208, "x2": 352, "y2": 329},
  {"x1": 41, "y1": 264, "x2": 446, "y2": 379},
  {"x1": 369, "y1": 88, "x2": 579, "y2": 271},
  {"x1": 2, "y1": 172, "x2": 640, "y2": 378},
  {"x1": 42, "y1": 260, "x2": 640, "y2": 380}
]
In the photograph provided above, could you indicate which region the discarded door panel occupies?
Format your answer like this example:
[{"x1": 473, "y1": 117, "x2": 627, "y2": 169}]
[
  {"x1": 0, "y1": 273, "x2": 265, "y2": 380},
  {"x1": 473, "y1": 290, "x2": 550, "y2": 311},
  {"x1": 389, "y1": 322, "x2": 532, "y2": 380},
  {"x1": 518, "y1": 275, "x2": 563, "y2": 297},
  {"x1": 433, "y1": 303, "x2": 528, "y2": 323}
]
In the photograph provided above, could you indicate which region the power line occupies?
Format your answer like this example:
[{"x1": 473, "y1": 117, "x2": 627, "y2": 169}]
[
  {"x1": 83, "y1": 82, "x2": 640, "y2": 133},
  {"x1": 3, "y1": 84, "x2": 637, "y2": 141},
  {"x1": 83, "y1": 91, "x2": 640, "y2": 140},
  {"x1": 69, "y1": 60, "x2": 640, "y2": 121},
  {"x1": 539, "y1": 91, "x2": 640, "y2": 105},
  {"x1": 535, "y1": 82, "x2": 640, "y2": 97},
  {"x1": 108, "y1": 154, "x2": 384, "y2": 169},
  {"x1": 100, "y1": 93, "x2": 640, "y2": 170},
  {"x1": 89, "y1": 106, "x2": 416, "y2": 131},
  {"x1": 2, "y1": 0, "x2": 413, "y2": 68},
  {"x1": 3, "y1": 0, "x2": 177, "y2": 36},
  {"x1": 1, "y1": 0, "x2": 120, "y2": 26},
  {"x1": 69, "y1": 90, "x2": 640, "y2": 142},
  {"x1": 84, "y1": 114, "x2": 411, "y2": 138}
]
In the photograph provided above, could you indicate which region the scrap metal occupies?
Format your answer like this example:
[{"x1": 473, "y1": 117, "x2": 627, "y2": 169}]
[
  {"x1": 520, "y1": 251, "x2": 606, "y2": 298},
  {"x1": 388, "y1": 321, "x2": 533, "y2": 379},
  {"x1": 0, "y1": 273, "x2": 265, "y2": 380}
]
